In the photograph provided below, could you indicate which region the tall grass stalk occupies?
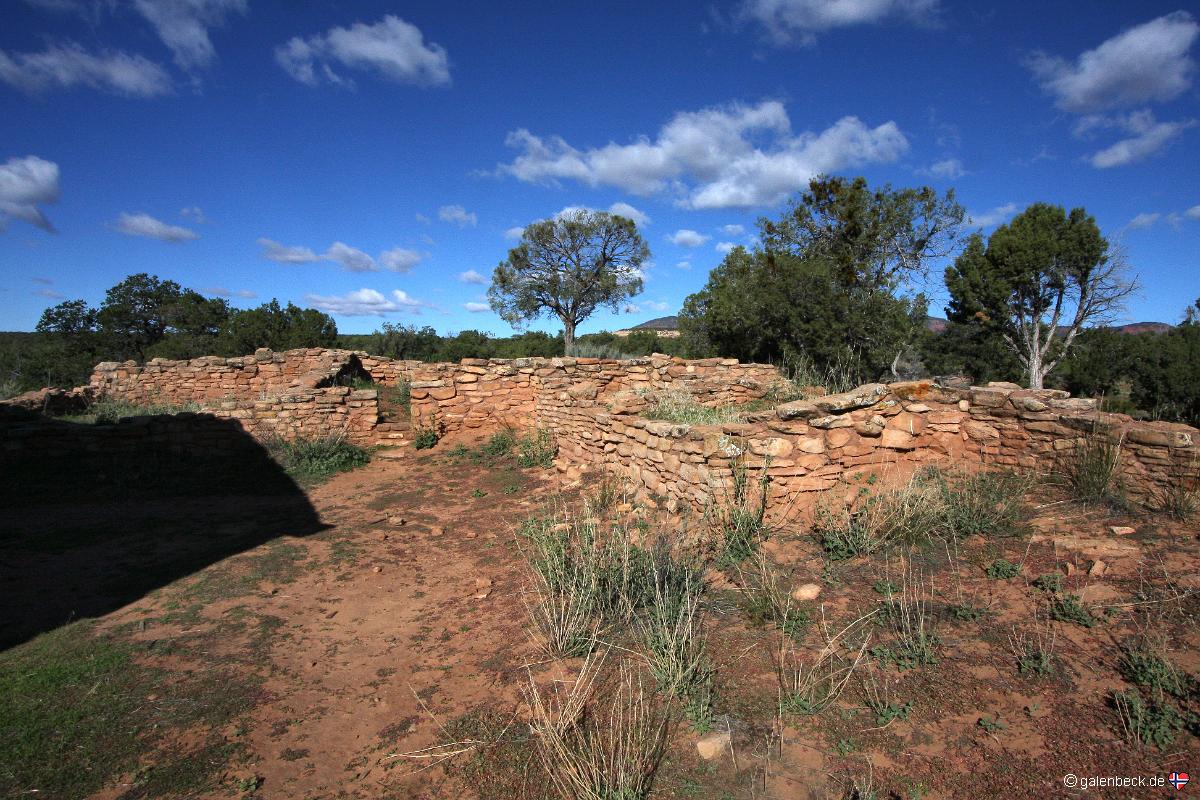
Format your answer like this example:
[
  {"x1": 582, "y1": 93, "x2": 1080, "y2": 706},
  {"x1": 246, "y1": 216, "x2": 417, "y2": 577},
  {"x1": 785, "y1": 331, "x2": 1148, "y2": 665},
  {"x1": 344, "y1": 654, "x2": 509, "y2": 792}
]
[{"x1": 526, "y1": 654, "x2": 672, "y2": 800}]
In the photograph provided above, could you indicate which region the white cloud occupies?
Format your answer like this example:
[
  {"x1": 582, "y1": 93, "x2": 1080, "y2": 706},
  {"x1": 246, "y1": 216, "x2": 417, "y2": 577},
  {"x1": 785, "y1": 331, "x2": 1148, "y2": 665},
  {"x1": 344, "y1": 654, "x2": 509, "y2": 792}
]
[
  {"x1": 675, "y1": 260, "x2": 692, "y2": 270},
  {"x1": 259, "y1": 238, "x2": 425, "y2": 272},
  {"x1": 438, "y1": 204, "x2": 477, "y2": 227},
  {"x1": 180, "y1": 205, "x2": 206, "y2": 223},
  {"x1": 668, "y1": 229, "x2": 710, "y2": 247},
  {"x1": 715, "y1": 241, "x2": 736, "y2": 254},
  {"x1": 1026, "y1": 12, "x2": 1198, "y2": 113},
  {"x1": 503, "y1": 226, "x2": 525, "y2": 240},
  {"x1": 324, "y1": 241, "x2": 376, "y2": 272},
  {"x1": 464, "y1": 302, "x2": 490, "y2": 313},
  {"x1": 0, "y1": 42, "x2": 172, "y2": 97},
  {"x1": 34, "y1": 287, "x2": 64, "y2": 299},
  {"x1": 258, "y1": 237, "x2": 321, "y2": 264},
  {"x1": 927, "y1": 157, "x2": 966, "y2": 179},
  {"x1": 304, "y1": 288, "x2": 428, "y2": 316},
  {"x1": 740, "y1": 0, "x2": 940, "y2": 45},
  {"x1": 719, "y1": 223, "x2": 745, "y2": 236},
  {"x1": 643, "y1": 300, "x2": 671, "y2": 312},
  {"x1": 114, "y1": 212, "x2": 199, "y2": 242},
  {"x1": 966, "y1": 202, "x2": 1018, "y2": 229},
  {"x1": 415, "y1": 212, "x2": 431, "y2": 224},
  {"x1": 0, "y1": 155, "x2": 60, "y2": 233},
  {"x1": 1186, "y1": 204, "x2": 1200, "y2": 220},
  {"x1": 458, "y1": 269, "x2": 487, "y2": 284},
  {"x1": 499, "y1": 101, "x2": 908, "y2": 209},
  {"x1": 276, "y1": 15, "x2": 451, "y2": 88},
  {"x1": 234, "y1": 289, "x2": 256, "y2": 299},
  {"x1": 608, "y1": 201, "x2": 651, "y2": 226},
  {"x1": 1125, "y1": 212, "x2": 1160, "y2": 231},
  {"x1": 379, "y1": 246, "x2": 424, "y2": 272},
  {"x1": 1085, "y1": 111, "x2": 1195, "y2": 168},
  {"x1": 131, "y1": 0, "x2": 246, "y2": 71}
]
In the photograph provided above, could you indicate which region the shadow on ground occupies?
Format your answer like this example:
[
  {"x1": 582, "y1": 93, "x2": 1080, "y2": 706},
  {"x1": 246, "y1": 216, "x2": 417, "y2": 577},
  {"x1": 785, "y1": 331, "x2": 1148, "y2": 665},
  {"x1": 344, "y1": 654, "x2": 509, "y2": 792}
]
[{"x1": 0, "y1": 408, "x2": 328, "y2": 651}]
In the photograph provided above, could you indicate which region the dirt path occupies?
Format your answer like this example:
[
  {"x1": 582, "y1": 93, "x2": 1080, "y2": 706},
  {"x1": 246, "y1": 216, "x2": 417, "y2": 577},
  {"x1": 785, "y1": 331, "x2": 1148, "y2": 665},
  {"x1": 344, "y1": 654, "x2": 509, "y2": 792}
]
[{"x1": 97, "y1": 449, "x2": 557, "y2": 799}]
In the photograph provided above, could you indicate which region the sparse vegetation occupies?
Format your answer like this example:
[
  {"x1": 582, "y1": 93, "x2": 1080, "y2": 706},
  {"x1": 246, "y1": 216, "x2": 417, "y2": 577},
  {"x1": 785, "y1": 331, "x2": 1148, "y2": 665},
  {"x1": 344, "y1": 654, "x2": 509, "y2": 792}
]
[
  {"x1": 60, "y1": 396, "x2": 202, "y2": 424},
  {"x1": 1049, "y1": 593, "x2": 1101, "y2": 628},
  {"x1": 525, "y1": 654, "x2": 672, "y2": 800},
  {"x1": 1058, "y1": 433, "x2": 1125, "y2": 505},
  {"x1": 517, "y1": 428, "x2": 557, "y2": 468},
  {"x1": 641, "y1": 388, "x2": 749, "y2": 426},
  {"x1": 986, "y1": 558, "x2": 1021, "y2": 580},
  {"x1": 412, "y1": 418, "x2": 440, "y2": 449},
  {"x1": 1112, "y1": 690, "x2": 1182, "y2": 750},
  {"x1": 816, "y1": 466, "x2": 1032, "y2": 561},
  {"x1": 265, "y1": 433, "x2": 370, "y2": 484},
  {"x1": 779, "y1": 613, "x2": 873, "y2": 716},
  {"x1": 1008, "y1": 608, "x2": 1057, "y2": 677},
  {"x1": 713, "y1": 456, "x2": 771, "y2": 568}
]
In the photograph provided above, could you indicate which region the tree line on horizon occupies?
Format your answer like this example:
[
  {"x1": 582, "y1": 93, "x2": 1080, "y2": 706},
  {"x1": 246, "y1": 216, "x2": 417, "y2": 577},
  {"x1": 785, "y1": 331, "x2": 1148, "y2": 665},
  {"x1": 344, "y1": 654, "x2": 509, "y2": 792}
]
[{"x1": 6, "y1": 176, "x2": 1199, "y2": 426}]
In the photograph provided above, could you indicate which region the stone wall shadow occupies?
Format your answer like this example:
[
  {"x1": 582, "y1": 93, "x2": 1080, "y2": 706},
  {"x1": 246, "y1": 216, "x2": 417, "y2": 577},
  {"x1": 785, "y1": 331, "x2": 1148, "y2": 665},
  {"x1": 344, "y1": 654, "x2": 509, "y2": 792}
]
[{"x1": 0, "y1": 409, "x2": 329, "y2": 651}]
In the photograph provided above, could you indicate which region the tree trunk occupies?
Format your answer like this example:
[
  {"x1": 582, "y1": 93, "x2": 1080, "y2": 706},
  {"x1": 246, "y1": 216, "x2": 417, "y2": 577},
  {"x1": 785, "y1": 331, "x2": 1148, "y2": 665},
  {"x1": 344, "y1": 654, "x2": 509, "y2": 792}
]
[
  {"x1": 1028, "y1": 349, "x2": 1044, "y2": 389},
  {"x1": 562, "y1": 318, "x2": 576, "y2": 356}
]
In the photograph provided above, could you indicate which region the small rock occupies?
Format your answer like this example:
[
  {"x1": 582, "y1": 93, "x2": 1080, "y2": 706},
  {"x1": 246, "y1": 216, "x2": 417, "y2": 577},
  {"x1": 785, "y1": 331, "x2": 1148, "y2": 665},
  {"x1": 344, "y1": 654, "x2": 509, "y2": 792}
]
[
  {"x1": 1061, "y1": 562, "x2": 1076, "y2": 577},
  {"x1": 475, "y1": 577, "x2": 493, "y2": 589},
  {"x1": 1110, "y1": 526, "x2": 1136, "y2": 536},
  {"x1": 1088, "y1": 560, "x2": 1107, "y2": 577},
  {"x1": 473, "y1": 591, "x2": 491, "y2": 600},
  {"x1": 390, "y1": 516, "x2": 407, "y2": 526},
  {"x1": 465, "y1": 531, "x2": 478, "y2": 539},
  {"x1": 378, "y1": 532, "x2": 389, "y2": 541},
  {"x1": 696, "y1": 731, "x2": 731, "y2": 761},
  {"x1": 792, "y1": 583, "x2": 822, "y2": 601},
  {"x1": 372, "y1": 565, "x2": 383, "y2": 574}
]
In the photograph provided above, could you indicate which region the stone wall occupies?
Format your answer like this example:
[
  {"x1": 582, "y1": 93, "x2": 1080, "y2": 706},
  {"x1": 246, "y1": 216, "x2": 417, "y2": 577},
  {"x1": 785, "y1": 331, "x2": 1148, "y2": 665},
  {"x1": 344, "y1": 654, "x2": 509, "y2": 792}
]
[
  {"x1": 375, "y1": 354, "x2": 781, "y2": 436},
  {"x1": 544, "y1": 378, "x2": 1199, "y2": 517},
  {"x1": 85, "y1": 349, "x2": 380, "y2": 445},
  {"x1": 11, "y1": 347, "x2": 1191, "y2": 514}
]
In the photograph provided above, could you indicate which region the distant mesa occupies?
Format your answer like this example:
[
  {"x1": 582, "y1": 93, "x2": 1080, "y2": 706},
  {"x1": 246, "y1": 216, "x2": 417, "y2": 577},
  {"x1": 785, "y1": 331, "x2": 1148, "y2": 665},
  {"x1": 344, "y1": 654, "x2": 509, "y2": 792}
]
[
  {"x1": 613, "y1": 315, "x2": 1171, "y2": 339},
  {"x1": 923, "y1": 317, "x2": 1171, "y2": 336},
  {"x1": 614, "y1": 315, "x2": 680, "y2": 338}
]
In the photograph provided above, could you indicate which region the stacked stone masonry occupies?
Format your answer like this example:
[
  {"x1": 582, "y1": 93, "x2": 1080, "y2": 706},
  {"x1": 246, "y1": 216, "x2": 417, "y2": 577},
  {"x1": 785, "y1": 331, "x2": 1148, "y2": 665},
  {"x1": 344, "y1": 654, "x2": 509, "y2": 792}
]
[{"x1": 4, "y1": 348, "x2": 1192, "y2": 513}]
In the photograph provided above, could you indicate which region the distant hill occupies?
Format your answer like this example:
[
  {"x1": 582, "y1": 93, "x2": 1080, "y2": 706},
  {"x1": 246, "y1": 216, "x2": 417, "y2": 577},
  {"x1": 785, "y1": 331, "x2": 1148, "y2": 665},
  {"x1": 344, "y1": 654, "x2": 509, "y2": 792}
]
[
  {"x1": 924, "y1": 317, "x2": 1172, "y2": 335},
  {"x1": 630, "y1": 315, "x2": 679, "y2": 331}
]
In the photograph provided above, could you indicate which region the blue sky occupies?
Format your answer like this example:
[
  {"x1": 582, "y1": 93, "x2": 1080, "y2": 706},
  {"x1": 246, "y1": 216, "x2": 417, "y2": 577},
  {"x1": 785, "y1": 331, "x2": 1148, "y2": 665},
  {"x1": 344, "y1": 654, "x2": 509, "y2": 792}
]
[{"x1": 2, "y1": 0, "x2": 1198, "y2": 336}]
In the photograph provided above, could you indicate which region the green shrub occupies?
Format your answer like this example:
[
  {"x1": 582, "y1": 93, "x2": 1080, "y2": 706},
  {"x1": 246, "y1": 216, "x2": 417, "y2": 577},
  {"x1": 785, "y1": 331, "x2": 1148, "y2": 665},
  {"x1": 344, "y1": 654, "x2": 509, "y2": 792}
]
[
  {"x1": 1048, "y1": 594, "x2": 1100, "y2": 627},
  {"x1": 516, "y1": 428, "x2": 557, "y2": 468},
  {"x1": 412, "y1": 420, "x2": 439, "y2": 450},
  {"x1": 985, "y1": 559, "x2": 1020, "y2": 580},
  {"x1": 483, "y1": 429, "x2": 516, "y2": 456},
  {"x1": 1112, "y1": 690, "x2": 1182, "y2": 750},
  {"x1": 1031, "y1": 573, "x2": 1064, "y2": 594},
  {"x1": 266, "y1": 434, "x2": 370, "y2": 484},
  {"x1": 1119, "y1": 645, "x2": 1193, "y2": 698},
  {"x1": 935, "y1": 468, "x2": 1033, "y2": 538}
]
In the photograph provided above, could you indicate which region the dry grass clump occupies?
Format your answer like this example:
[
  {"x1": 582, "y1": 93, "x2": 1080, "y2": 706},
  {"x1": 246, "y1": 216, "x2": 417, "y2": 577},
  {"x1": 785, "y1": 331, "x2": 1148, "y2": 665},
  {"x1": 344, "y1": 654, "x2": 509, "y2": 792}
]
[
  {"x1": 1007, "y1": 605, "x2": 1058, "y2": 677},
  {"x1": 712, "y1": 456, "x2": 772, "y2": 568},
  {"x1": 815, "y1": 465, "x2": 1032, "y2": 560},
  {"x1": 525, "y1": 653, "x2": 672, "y2": 800},
  {"x1": 640, "y1": 388, "x2": 749, "y2": 426},
  {"x1": 777, "y1": 609, "x2": 874, "y2": 716},
  {"x1": 1056, "y1": 432, "x2": 1125, "y2": 505}
]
